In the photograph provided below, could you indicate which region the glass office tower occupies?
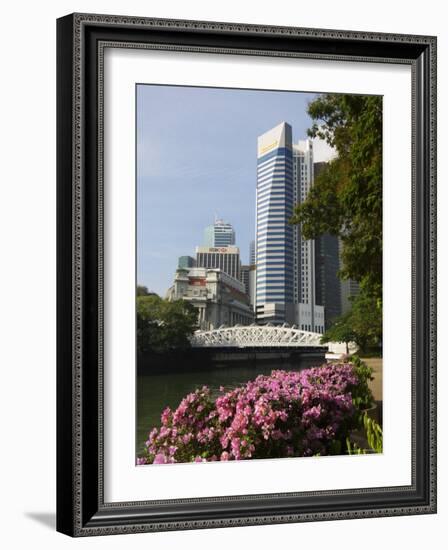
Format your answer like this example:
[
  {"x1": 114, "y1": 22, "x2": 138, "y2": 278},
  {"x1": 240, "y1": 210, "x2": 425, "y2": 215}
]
[
  {"x1": 203, "y1": 218, "x2": 236, "y2": 247},
  {"x1": 255, "y1": 122, "x2": 294, "y2": 324}
]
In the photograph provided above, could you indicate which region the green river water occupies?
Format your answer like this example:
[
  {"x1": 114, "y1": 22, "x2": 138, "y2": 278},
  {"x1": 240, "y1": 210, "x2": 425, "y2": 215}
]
[{"x1": 136, "y1": 356, "x2": 323, "y2": 454}]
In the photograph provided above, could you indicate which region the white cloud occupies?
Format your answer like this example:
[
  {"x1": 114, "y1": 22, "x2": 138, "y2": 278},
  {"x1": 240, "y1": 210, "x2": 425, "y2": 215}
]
[{"x1": 312, "y1": 136, "x2": 337, "y2": 163}]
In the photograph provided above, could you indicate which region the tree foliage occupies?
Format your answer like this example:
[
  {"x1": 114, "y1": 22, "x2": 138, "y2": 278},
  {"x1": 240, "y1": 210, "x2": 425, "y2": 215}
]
[
  {"x1": 137, "y1": 294, "x2": 198, "y2": 354},
  {"x1": 322, "y1": 294, "x2": 382, "y2": 353},
  {"x1": 137, "y1": 285, "x2": 150, "y2": 296},
  {"x1": 320, "y1": 314, "x2": 356, "y2": 355},
  {"x1": 290, "y1": 93, "x2": 383, "y2": 298}
]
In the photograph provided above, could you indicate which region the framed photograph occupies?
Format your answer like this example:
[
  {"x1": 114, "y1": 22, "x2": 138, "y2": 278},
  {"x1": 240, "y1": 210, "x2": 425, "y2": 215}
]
[{"x1": 57, "y1": 13, "x2": 437, "y2": 536}]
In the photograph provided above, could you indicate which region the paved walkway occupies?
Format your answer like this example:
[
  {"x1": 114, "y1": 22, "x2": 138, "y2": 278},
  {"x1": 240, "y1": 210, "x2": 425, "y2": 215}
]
[
  {"x1": 359, "y1": 356, "x2": 383, "y2": 426},
  {"x1": 351, "y1": 357, "x2": 384, "y2": 443},
  {"x1": 361, "y1": 357, "x2": 383, "y2": 402},
  {"x1": 361, "y1": 357, "x2": 383, "y2": 401}
]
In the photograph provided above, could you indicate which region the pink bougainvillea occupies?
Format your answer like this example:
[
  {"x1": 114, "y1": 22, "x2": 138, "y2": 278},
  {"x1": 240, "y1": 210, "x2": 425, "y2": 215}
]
[{"x1": 137, "y1": 363, "x2": 366, "y2": 465}]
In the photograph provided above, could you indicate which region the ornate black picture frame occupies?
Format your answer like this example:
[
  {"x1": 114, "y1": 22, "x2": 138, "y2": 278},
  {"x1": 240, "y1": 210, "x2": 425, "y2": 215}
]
[{"x1": 56, "y1": 13, "x2": 437, "y2": 537}]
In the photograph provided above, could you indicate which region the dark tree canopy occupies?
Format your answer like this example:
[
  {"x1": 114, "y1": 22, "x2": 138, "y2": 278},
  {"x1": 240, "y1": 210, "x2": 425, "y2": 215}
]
[
  {"x1": 137, "y1": 285, "x2": 152, "y2": 296},
  {"x1": 290, "y1": 93, "x2": 382, "y2": 299},
  {"x1": 137, "y1": 294, "x2": 198, "y2": 354},
  {"x1": 291, "y1": 93, "x2": 383, "y2": 350}
]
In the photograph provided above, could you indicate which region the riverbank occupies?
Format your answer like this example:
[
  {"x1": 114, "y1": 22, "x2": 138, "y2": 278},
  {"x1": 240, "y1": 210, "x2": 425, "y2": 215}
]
[{"x1": 137, "y1": 349, "x2": 326, "y2": 374}]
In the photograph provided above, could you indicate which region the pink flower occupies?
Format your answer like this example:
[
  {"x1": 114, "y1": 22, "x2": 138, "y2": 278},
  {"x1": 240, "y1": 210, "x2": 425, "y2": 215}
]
[
  {"x1": 182, "y1": 433, "x2": 192, "y2": 445},
  {"x1": 140, "y1": 363, "x2": 363, "y2": 465},
  {"x1": 161, "y1": 407, "x2": 172, "y2": 425}
]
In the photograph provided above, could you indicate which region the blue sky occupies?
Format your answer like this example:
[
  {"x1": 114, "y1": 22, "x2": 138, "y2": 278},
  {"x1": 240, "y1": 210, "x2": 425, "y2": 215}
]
[{"x1": 137, "y1": 84, "x2": 321, "y2": 296}]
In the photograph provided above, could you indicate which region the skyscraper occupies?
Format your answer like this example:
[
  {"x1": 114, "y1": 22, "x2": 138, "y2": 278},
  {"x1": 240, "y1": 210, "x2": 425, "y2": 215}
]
[
  {"x1": 178, "y1": 255, "x2": 196, "y2": 269},
  {"x1": 249, "y1": 240, "x2": 256, "y2": 266},
  {"x1": 313, "y1": 162, "x2": 342, "y2": 328},
  {"x1": 247, "y1": 241, "x2": 256, "y2": 310},
  {"x1": 340, "y1": 275, "x2": 360, "y2": 314},
  {"x1": 203, "y1": 218, "x2": 236, "y2": 247},
  {"x1": 196, "y1": 246, "x2": 241, "y2": 281},
  {"x1": 292, "y1": 139, "x2": 315, "y2": 306},
  {"x1": 255, "y1": 122, "x2": 294, "y2": 324},
  {"x1": 240, "y1": 265, "x2": 251, "y2": 297},
  {"x1": 291, "y1": 139, "x2": 325, "y2": 332}
]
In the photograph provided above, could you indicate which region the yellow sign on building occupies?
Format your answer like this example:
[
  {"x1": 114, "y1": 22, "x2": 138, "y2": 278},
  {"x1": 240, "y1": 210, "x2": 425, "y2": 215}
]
[{"x1": 258, "y1": 139, "x2": 278, "y2": 156}]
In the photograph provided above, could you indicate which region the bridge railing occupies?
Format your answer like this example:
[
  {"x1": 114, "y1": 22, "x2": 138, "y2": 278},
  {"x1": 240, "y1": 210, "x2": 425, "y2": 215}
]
[{"x1": 190, "y1": 323, "x2": 328, "y2": 349}]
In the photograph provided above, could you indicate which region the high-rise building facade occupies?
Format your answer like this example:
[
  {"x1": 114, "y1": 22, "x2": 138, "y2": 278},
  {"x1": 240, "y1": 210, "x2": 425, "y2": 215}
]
[
  {"x1": 196, "y1": 246, "x2": 241, "y2": 281},
  {"x1": 240, "y1": 264, "x2": 251, "y2": 297},
  {"x1": 290, "y1": 139, "x2": 325, "y2": 332},
  {"x1": 249, "y1": 240, "x2": 256, "y2": 266},
  {"x1": 255, "y1": 122, "x2": 294, "y2": 324},
  {"x1": 203, "y1": 218, "x2": 236, "y2": 247},
  {"x1": 178, "y1": 255, "x2": 196, "y2": 269},
  {"x1": 315, "y1": 233, "x2": 341, "y2": 327},
  {"x1": 292, "y1": 139, "x2": 315, "y2": 307},
  {"x1": 313, "y1": 162, "x2": 342, "y2": 328},
  {"x1": 240, "y1": 263, "x2": 256, "y2": 306},
  {"x1": 341, "y1": 277, "x2": 360, "y2": 314}
]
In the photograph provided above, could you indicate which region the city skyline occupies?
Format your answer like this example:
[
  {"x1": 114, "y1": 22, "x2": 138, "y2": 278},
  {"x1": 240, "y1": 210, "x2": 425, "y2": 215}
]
[
  {"x1": 134, "y1": 87, "x2": 384, "y2": 466},
  {"x1": 137, "y1": 84, "x2": 335, "y2": 296}
]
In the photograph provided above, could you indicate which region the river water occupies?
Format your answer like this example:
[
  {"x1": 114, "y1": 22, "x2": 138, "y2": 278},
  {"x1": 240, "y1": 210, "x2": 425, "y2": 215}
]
[{"x1": 136, "y1": 356, "x2": 324, "y2": 454}]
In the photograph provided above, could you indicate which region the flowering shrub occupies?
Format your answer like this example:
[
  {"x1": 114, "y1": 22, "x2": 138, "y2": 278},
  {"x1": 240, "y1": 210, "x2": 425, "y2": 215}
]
[{"x1": 137, "y1": 362, "x2": 372, "y2": 465}]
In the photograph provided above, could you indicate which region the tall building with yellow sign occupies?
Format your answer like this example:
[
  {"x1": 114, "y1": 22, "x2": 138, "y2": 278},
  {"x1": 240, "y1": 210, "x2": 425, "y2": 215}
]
[
  {"x1": 255, "y1": 123, "x2": 325, "y2": 333},
  {"x1": 255, "y1": 122, "x2": 294, "y2": 324}
]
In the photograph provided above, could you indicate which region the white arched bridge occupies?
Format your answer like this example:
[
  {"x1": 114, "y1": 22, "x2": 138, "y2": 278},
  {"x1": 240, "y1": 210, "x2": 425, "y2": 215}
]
[{"x1": 190, "y1": 323, "x2": 327, "y2": 349}]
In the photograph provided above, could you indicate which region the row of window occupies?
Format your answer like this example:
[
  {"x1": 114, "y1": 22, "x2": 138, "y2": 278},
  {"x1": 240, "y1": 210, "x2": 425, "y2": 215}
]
[
  {"x1": 300, "y1": 324, "x2": 324, "y2": 333},
  {"x1": 257, "y1": 148, "x2": 292, "y2": 166},
  {"x1": 196, "y1": 254, "x2": 241, "y2": 280},
  {"x1": 257, "y1": 220, "x2": 290, "y2": 229},
  {"x1": 257, "y1": 197, "x2": 292, "y2": 209},
  {"x1": 257, "y1": 165, "x2": 293, "y2": 178},
  {"x1": 257, "y1": 207, "x2": 293, "y2": 217}
]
